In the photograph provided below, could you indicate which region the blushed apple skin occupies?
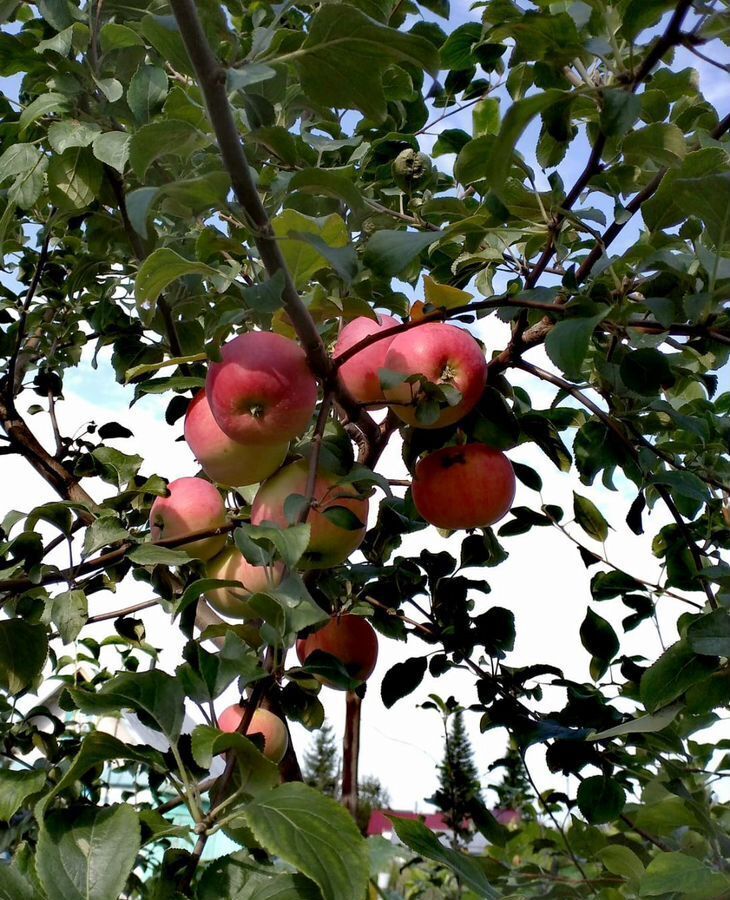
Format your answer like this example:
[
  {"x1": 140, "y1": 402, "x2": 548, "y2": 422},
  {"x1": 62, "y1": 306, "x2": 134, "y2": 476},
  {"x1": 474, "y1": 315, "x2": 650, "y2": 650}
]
[
  {"x1": 412, "y1": 443, "x2": 516, "y2": 530},
  {"x1": 251, "y1": 459, "x2": 369, "y2": 568},
  {"x1": 334, "y1": 314, "x2": 400, "y2": 406},
  {"x1": 218, "y1": 705, "x2": 288, "y2": 763},
  {"x1": 184, "y1": 390, "x2": 288, "y2": 486},
  {"x1": 206, "y1": 332, "x2": 318, "y2": 445},
  {"x1": 149, "y1": 477, "x2": 227, "y2": 560},
  {"x1": 296, "y1": 614, "x2": 379, "y2": 688},
  {"x1": 205, "y1": 544, "x2": 284, "y2": 618},
  {"x1": 382, "y1": 322, "x2": 487, "y2": 428}
]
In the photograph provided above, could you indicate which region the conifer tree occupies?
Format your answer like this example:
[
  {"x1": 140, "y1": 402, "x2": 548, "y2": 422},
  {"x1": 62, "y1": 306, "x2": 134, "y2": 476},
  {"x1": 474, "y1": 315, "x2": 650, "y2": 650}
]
[
  {"x1": 490, "y1": 739, "x2": 534, "y2": 820},
  {"x1": 302, "y1": 721, "x2": 340, "y2": 797},
  {"x1": 433, "y1": 710, "x2": 482, "y2": 842}
]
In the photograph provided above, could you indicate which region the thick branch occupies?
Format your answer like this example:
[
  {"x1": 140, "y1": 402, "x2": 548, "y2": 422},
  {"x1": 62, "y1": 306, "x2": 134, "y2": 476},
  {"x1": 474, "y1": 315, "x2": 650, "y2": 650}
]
[{"x1": 341, "y1": 692, "x2": 362, "y2": 818}]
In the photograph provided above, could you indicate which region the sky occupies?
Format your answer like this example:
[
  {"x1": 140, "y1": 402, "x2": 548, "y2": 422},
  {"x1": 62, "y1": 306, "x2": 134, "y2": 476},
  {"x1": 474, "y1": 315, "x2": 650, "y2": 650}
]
[{"x1": 1, "y1": 0, "x2": 729, "y2": 834}]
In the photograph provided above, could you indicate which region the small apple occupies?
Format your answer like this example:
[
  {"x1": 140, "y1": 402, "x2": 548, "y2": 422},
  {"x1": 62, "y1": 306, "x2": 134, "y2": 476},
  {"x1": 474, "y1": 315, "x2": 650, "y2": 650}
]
[
  {"x1": 206, "y1": 331, "x2": 318, "y2": 445},
  {"x1": 411, "y1": 443, "x2": 516, "y2": 530},
  {"x1": 218, "y1": 705, "x2": 288, "y2": 763},
  {"x1": 391, "y1": 148, "x2": 433, "y2": 193},
  {"x1": 382, "y1": 322, "x2": 487, "y2": 428},
  {"x1": 184, "y1": 390, "x2": 288, "y2": 487},
  {"x1": 251, "y1": 459, "x2": 369, "y2": 568},
  {"x1": 149, "y1": 477, "x2": 227, "y2": 560},
  {"x1": 296, "y1": 614, "x2": 378, "y2": 688},
  {"x1": 205, "y1": 544, "x2": 284, "y2": 618},
  {"x1": 334, "y1": 314, "x2": 400, "y2": 406}
]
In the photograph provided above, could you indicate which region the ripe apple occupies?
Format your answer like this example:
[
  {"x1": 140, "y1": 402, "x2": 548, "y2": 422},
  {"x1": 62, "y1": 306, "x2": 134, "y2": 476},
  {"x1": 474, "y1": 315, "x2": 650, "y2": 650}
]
[
  {"x1": 184, "y1": 390, "x2": 288, "y2": 487},
  {"x1": 206, "y1": 331, "x2": 318, "y2": 444},
  {"x1": 205, "y1": 544, "x2": 284, "y2": 618},
  {"x1": 296, "y1": 614, "x2": 378, "y2": 688},
  {"x1": 149, "y1": 477, "x2": 227, "y2": 560},
  {"x1": 411, "y1": 443, "x2": 516, "y2": 530},
  {"x1": 218, "y1": 704, "x2": 288, "y2": 763},
  {"x1": 382, "y1": 322, "x2": 487, "y2": 428},
  {"x1": 334, "y1": 313, "x2": 400, "y2": 405},
  {"x1": 251, "y1": 459, "x2": 369, "y2": 569}
]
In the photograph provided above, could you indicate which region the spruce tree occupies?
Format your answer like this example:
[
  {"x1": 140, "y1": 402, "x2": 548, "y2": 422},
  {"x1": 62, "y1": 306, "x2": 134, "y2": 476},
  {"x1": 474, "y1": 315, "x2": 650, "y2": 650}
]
[
  {"x1": 490, "y1": 739, "x2": 534, "y2": 819},
  {"x1": 433, "y1": 710, "x2": 482, "y2": 842},
  {"x1": 302, "y1": 721, "x2": 340, "y2": 797}
]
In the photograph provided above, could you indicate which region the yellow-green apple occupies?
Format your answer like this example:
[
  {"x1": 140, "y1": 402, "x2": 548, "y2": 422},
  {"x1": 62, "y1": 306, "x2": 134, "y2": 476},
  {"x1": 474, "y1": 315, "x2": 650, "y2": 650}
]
[
  {"x1": 251, "y1": 459, "x2": 369, "y2": 568},
  {"x1": 412, "y1": 443, "x2": 515, "y2": 530},
  {"x1": 149, "y1": 477, "x2": 227, "y2": 560},
  {"x1": 296, "y1": 614, "x2": 378, "y2": 688},
  {"x1": 205, "y1": 544, "x2": 284, "y2": 618},
  {"x1": 206, "y1": 331, "x2": 318, "y2": 444},
  {"x1": 334, "y1": 313, "x2": 400, "y2": 405},
  {"x1": 218, "y1": 705, "x2": 288, "y2": 763},
  {"x1": 184, "y1": 390, "x2": 288, "y2": 486},
  {"x1": 382, "y1": 322, "x2": 487, "y2": 428}
]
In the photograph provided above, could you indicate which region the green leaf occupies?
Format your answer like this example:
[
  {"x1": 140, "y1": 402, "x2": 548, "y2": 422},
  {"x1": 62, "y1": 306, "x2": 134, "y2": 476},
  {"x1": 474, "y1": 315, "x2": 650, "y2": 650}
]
[
  {"x1": 620, "y1": 348, "x2": 673, "y2": 395},
  {"x1": 643, "y1": 148, "x2": 727, "y2": 233},
  {"x1": 576, "y1": 775, "x2": 625, "y2": 825},
  {"x1": 597, "y1": 845, "x2": 644, "y2": 883},
  {"x1": 242, "y1": 783, "x2": 369, "y2": 900},
  {"x1": 588, "y1": 702, "x2": 682, "y2": 741},
  {"x1": 544, "y1": 309, "x2": 606, "y2": 380},
  {"x1": 191, "y1": 725, "x2": 280, "y2": 797},
  {"x1": 99, "y1": 22, "x2": 144, "y2": 52},
  {"x1": 288, "y1": 168, "x2": 364, "y2": 213},
  {"x1": 291, "y1": 5, "x2": 439, "y2": 121},
  {"x1": 127, "y1": 543, "x2": 192, "y2": 565},
  {"x1": 18, "y1": 92, "x2": 66, "y2": 135},
  {"x1": 128, "y1": 119, "x2": 207, "y2": 178},
  {"x1": 127, "y1": 65, "x2": 168, "y2": 122},
  {"x1": 134, "y1": 248, "x2": 217, "y2": 316},
  {"x1": 573, "y1": 492, "x2": 609, "y2": 542},
  {"x1": 0, "y1": 620, "x2": 48, "y2": 695},
  {"x1": 0, "y1": 860, "x2": 36, "y2": 900},
  {"x1": 580, "y1": 608, "x2": 619, "y2": 678},
  {"x1": 51, "y1": 589, "x2": 88, "y2": 644},
  {"x1": 235, "y1": 523, "x2": 311, "y2": 570},
  {"x1": 272, "y1": 210, "x2": 350, "y2": 290},
  {"x1": 0, "y1": 768, "x2": 46, "y2": 821},
  {"x1": 37, "y1": 804, "x2": 140, "y2": 900},
  {"x1": 363, "y1": 229, "x2": 442, "y2": 277},
  {"x1": 91, "y1": 132, "x2": 130, "y2": 173},
  {"x1": 47, "y1": 148, "x2": 102, "y2": 211},
  {"x1": 640, "y1": 640, "x2": 717, "y2": 712},
  {"x1": 440, "y1": 23, "x2": 481, "y2": 70},
  {"x1": 321, "y1": 505, "x2": 365, "y2": 531},
  {"x1": 290, "y1": 232, "x2": 359, "y2": 287},
  {"x1": 454, "y1": 135, "x2": 495, "y2": 185},
  {"x1": 600, "y1": 90, "x2": 641, "y2": 137},
  {"x1": 672, "y1": 173, "x2": 730, "y2": 248},
  {"x1": 381, "y1": 656, "x2": 428, "y2": 709},
  {"x1": 68, "y1": 670, "x2": 185, "y2": 742},
  {"x1": 473, "y1": 97, "x2": 500, "y2": 136},
  {"x1": 483, "y1": 89, "x2": 567, "y2": 197},
  {"x1": 83, "y1": 516, "x2": 130, "y2": 557},
  {"x1": 245, "y1": 875, "x2": 324, "y2": 899},
  {"x1": 243, "y1": 272, "x2": 285, "y2": 314},
  {"x1": 623, "y1": 123, "x2": 686, "y2": 167},
  {"x1": 687, "y1": 609, "x2": 730, "y2": 657},
  {"x1": 388, "y1": 816, "x2": 498, "y2": 898},
  {"x1": 47, "y1": 119, "x2": 101, "y2": 154},
  {"x1": 639, "y1": 852, "x2": 730, "y2": 897},
  {"x1": 0, "y1": 144, "x2": 42, "y2": 182},
  {"x1": 37, "y1": 731, "x2": 166, "y2": 818}
]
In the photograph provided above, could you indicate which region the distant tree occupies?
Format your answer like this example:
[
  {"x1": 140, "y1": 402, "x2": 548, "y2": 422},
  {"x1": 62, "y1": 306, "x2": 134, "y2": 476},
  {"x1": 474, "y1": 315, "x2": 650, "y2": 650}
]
[
  {"x1": 433, "y1": 710, "x2": 482, "y2": 843},
  {"x1": 490, "y1": 739, "x2": 534, "y2": 823},
  {"x1": 355, "y1": 774, "x2": 390, "y2": 836},
  {"x1": 302, "y1": 720, "x2": 339, "y2": 797}
]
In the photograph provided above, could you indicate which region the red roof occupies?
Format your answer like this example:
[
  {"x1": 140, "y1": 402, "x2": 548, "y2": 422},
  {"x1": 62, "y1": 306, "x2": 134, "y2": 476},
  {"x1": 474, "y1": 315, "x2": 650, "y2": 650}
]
[{"x1": 367, "y1": 809, "x2": 450, "y2": 836}]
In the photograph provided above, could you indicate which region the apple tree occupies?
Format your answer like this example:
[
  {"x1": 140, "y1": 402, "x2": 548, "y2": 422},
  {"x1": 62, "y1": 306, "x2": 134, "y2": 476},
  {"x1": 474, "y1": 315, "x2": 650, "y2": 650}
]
[{"x1": 0, "y1": 0, "x2": 729, "y2": 897}]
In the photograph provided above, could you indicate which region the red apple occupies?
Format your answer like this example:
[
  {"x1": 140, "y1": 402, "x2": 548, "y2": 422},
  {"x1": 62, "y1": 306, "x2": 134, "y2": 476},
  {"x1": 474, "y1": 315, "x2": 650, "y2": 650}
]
[
  {"x1": 206, "y1": 331, "x2": 318, "y2": 444},
  {"x1": 205, "y1": 544, "x2": 284, "y2": 618},
  {"x1": 218, "y1": 704, "x2": 288, "y2": 763},
  {"x1": 296, "y1": 614, "x2": 378, "y2": 687},
  {"x1": 149, "y1": 477, "x2": 227, "y2": 560},
  {"x1": 382, "y1": 322, "x2": 487, "y2": 428},
  {"x1": 412, "y1": 443, "x2": 516, "y2": 530},
  {"x1": 184, "y1": 390, "x2": 288, "y2": 486},
  {"x1": 334, "y1": 313, "x2": 400, "y2": 405},
  {"x1": 251, "y1": 459, "x2": 369, "y2": 569}
]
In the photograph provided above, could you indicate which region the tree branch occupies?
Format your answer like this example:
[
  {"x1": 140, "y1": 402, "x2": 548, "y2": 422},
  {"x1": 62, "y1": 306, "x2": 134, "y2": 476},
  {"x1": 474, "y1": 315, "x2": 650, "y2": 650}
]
[{"x1": 167, "y1": 0, "x2": 379, "y2": 451}]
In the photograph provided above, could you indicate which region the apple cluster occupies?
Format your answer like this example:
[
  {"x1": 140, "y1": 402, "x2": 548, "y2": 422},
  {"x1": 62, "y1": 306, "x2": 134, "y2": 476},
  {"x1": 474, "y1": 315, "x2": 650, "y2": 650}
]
[{"x1": 147, "y1": 316, "x2": 517, "y2": 762}]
